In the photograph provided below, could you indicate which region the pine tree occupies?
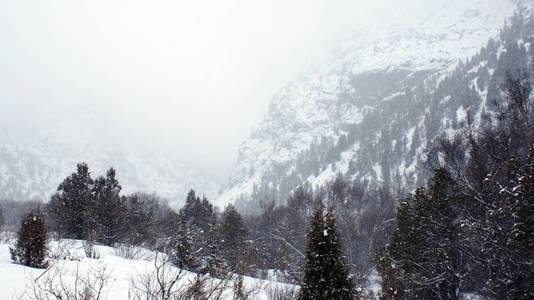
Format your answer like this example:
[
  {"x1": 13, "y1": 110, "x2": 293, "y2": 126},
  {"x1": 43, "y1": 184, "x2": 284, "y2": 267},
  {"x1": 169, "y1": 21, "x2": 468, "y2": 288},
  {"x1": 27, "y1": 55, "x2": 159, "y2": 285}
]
[
  {"x1": 10, "y1": 210, "x2": 48, "y2": 269},
  {"x1": 124, "y1": 194, "x2": 154, "y2": 245},
  {"x1": 167, "y1": 216, "x2": 198, "y2": 270},
  {"x1": 420, "y1": 168, "x2": 463, "y2": 299},
  {"x1": 220, "y1": 204, "x2": 249, "y2": 273},
  {"x1": 180, "y1": 190, "x2": 214, "y2": 235},
  {"x1": 169, "y1": 190, "x2": 218, "y2": 272},
  {"x1": 377, "y1": 169, "x2": 463, "y2": 299},
  {"x1": 376, "y1": 190, "x2": 426, "y2": 300},
  {"x1": 203, "y1": 214, "x2": 228, "y2": 277},
  {"x1": 298, "y1": 203, "x2": 355, "y2": 300},
  {"x1": 90, "y1": 168, "x2": 126, "y2": 245},
  {"x1": 47, "y1": 163, "x2": 94, "y2": 239}
]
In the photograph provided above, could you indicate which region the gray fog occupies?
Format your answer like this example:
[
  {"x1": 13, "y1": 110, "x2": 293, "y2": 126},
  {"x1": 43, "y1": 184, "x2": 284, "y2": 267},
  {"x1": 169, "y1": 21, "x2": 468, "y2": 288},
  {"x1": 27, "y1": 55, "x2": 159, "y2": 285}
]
[{"x1": 0, "y1": 0, "x2": 431, "y2": 182}]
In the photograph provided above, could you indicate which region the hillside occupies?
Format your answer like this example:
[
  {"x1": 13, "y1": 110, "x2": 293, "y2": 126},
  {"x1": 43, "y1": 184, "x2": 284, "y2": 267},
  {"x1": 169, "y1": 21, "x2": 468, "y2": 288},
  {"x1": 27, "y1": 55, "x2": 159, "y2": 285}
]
[
  {"x1": 0, "y1": 238, "x2": 295, "y2": 299},
  {"x1": 217, "y1": 0, "x2": 534, "y2": 211}
]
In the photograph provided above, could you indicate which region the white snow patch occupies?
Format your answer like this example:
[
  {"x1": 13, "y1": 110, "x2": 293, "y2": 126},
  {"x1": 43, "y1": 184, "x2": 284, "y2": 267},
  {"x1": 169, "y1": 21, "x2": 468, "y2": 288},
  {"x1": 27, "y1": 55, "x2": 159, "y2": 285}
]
[
  {"x1": 406, "y1": 127, "x2": 417, "y2": 151},
  {"x1": 457, "y1": 106, "x2": 468, "y2": 123},
  {"x1": 373, "y1": 163, "x2": 383, "y2": 183}
]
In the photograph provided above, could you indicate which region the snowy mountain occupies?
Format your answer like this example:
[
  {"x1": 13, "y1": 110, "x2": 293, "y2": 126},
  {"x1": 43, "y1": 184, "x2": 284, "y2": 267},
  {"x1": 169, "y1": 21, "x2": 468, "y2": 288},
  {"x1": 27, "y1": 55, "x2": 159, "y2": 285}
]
[
  {"x1": 217, "y1": 0, "x2": 534, "y2": 210},
  {"x1": 0, "y1": 108, "x2": 219, "y2": 208}
]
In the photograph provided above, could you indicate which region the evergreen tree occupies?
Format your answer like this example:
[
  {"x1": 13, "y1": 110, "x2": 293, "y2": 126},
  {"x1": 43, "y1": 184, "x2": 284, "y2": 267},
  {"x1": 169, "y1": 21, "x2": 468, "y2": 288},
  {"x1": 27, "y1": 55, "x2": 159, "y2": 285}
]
[
  {"x1": 203, "y1": 213, "x2": 228, "y2": 277},
  {"x1": 420, "y1": 168, "x2": 463, "y2": 299},
  {"x1": 180, "y1": 190, "x2": 214, "y2": 234},
  {"x1": 168, "y1": 190, "x2": 218, "y2": 272},
  {"x1": 220, "y1": 204, "x2": 249, "y2": 272},
  {"x1": 46, "y1": 164, "x2": 131, "y2": 245},
  {"x1": 377, "y1": 169, "x2": 463, "y2": 299},
  {"x1": 167, "y1": 217, "x2": 198, "y2": 270},
  {"x1": 124, "y1": 194, "x2": 154, "y2": 245},
  {"x1": 376, "y1": 190, "x2": 426, "y2": 300},
  {"x1": 10, "y1": 210, "x2": 48, "y2": 269},
  {"x1": 298, "y1": 203, "x2": 355, "y2": 300},
  {"x1": 47, "y1": 163, "x2": 94, "y2": 239},
  {"x1": 90, "y1": 168, "x2": 126, "y2": 245}
]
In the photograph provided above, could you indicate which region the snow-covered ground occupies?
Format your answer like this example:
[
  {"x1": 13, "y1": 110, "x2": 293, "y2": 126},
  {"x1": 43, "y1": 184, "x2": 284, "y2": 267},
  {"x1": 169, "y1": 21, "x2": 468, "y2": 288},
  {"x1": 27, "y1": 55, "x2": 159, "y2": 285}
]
[
  {"x1": 0, "y1": 236, "x2": 296, "y2": 300},
  {"x1": 1, "y1": 234, "x2": 491, "y2": 299}
]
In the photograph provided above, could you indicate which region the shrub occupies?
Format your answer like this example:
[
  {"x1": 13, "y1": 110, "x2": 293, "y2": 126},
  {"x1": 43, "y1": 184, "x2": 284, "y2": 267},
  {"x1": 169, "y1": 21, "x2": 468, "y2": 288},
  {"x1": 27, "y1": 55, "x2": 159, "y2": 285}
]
[{"x1": 10, "y1": 209, "x2": 48, "y2": 268}]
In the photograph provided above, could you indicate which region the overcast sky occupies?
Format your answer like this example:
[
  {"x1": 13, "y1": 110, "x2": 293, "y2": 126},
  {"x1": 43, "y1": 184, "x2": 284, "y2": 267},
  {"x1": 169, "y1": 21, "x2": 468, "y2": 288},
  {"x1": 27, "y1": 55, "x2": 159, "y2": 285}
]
[{"x1": 0, "y1": 0, "x2": 426, "y2": 182}]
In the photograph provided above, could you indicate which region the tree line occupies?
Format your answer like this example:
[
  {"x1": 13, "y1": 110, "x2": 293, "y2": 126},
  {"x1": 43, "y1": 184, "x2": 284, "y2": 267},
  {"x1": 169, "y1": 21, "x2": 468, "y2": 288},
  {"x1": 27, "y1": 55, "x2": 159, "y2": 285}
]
[
  {"x1": 5, "y1": 163, "x2": 359, "y2": 299},
  {"x1": 1, "y1": 163, "x2": 260, "y2": 281}
]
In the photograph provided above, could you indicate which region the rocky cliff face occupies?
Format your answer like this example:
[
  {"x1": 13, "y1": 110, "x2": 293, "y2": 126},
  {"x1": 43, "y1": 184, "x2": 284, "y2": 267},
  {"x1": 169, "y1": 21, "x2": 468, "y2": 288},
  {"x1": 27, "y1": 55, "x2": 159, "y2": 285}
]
[{"x1": 217, "y1": 0, "x2": 534, "y2": 211}]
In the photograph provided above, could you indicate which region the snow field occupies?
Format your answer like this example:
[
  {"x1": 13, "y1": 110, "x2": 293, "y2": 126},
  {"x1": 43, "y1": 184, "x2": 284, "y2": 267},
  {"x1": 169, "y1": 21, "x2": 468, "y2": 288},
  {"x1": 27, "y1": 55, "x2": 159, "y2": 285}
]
[{"x1": 0, "y1": 237, "x2": 296, "y2": 300}]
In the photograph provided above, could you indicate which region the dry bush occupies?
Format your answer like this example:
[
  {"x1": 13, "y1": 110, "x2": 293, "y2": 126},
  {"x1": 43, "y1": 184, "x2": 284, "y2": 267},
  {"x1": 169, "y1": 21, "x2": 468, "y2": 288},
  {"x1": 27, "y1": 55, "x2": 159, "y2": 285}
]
[
  {"x1": 265, "y1": 284, "x2": 299, "y2": 300},
  {"x1": 114, "y1": 243, "x2": 149, "y2": 260},
  {"x1": 231, "y1": 274, "x2": 264, "y2": 300},
  {"x1": 179, "y1": 274, "x2": 230, "y2": 300},
  {"x1": 129, "y1": 253, "x2": 236, "y2": 300},
  {"x1": 83, "y1": 237, "x2": 100, "y2": 259},
  {"x1": 48, "y1": 239, "x2": 76, "y2": 261},
  {"x1": 27, "y1": 263, "x2": 110, "y2": 300},
  {"x1": 129, "y1": 253, "x2": 188, "y2": 300}
]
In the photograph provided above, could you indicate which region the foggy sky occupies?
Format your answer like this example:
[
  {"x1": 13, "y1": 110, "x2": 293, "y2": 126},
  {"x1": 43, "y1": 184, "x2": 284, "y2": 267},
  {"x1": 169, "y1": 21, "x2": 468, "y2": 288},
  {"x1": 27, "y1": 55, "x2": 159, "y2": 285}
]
[{"x1": 0, "y1": 0, "x2": 439, "y2": 182}]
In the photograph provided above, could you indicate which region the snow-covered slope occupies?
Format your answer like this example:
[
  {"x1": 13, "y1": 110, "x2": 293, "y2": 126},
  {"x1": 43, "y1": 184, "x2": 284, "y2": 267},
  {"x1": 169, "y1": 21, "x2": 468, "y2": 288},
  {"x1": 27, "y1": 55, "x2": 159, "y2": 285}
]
[
  {"x1": 0, "y1": 109, "x2": 219, "y2": 208},
  {"x1": 0, "y1": 238, "x2": 294, "y2": 299},
  {"x1": 217, "y1": 0, "x2": 532, "y2": 209}
]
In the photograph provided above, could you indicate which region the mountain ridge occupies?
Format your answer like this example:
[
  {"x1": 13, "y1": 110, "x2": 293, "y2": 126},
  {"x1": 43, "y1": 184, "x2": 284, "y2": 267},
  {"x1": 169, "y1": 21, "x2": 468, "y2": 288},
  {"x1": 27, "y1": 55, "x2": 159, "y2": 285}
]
[{"x1": 216, "y1": 0, "x2": 533, "y2": 211}]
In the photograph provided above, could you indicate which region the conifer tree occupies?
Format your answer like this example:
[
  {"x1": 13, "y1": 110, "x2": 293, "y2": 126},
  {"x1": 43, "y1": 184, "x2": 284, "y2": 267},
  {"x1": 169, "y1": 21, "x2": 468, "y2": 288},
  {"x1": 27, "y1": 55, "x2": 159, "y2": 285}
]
[
  {"x1": 203, "y1": 214, "x2": 228, "y2": 277},
  {"x1": 47, "y1": 163, "x2": 94, "y2": 239},
  {"x1": 167, "y1": 217, "x2": 198, "y2": 270},
  {"x1": 124, "y1": 194, "x2": 154, "y2": 245},
  {"x1": 420, "y1": 168, "x2": 463, "y2": 299},
  {"x1": 220, "y1": 204, "x2": 249, "y2": 272},
  {"x1": 90, "y1": 167, "x2": 126, "y2": 245},
  {"x1": 180, "y1": 190, "x2": 215, "y2": 235},
  {"x1": 10, "y1": 210, "x2": 48, "y2": 269},
  {"x1": 376, "y1": 189, "x2": 426, "y2": 300},
  {"x1": 377, "y1": 169, "x2": 463, "y2": 299},
  {"x1": 298, "y1": 203, "x2": 355, "y2": 300},
  {"x1": 169, "y1": 190, "x2": 218, "y2": 272}
]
